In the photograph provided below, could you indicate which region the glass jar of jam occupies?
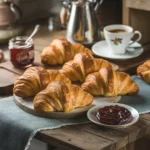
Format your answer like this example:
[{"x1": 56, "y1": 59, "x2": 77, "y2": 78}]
[{"x1": 9, "y1": 36, "x2": 34, "y2": 68}]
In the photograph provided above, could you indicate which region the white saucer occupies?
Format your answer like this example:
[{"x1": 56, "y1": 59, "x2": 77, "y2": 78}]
[
  {"x1": 92, "y1": 41, "x2": 144, "y2": 60},
  {"x1": 87, "y1": 103, "x2": 139, "y2": 128}
]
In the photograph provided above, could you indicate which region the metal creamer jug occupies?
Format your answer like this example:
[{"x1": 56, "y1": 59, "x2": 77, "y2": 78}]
[{"x1": 66, "y1": 0, "x2": 103, "y2": 47}]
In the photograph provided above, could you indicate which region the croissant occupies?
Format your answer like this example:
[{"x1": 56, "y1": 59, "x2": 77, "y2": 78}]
[
  {"x1": 41, "y1": 38, "x2": 92, "y2": 65},
  {"x1": 81, "y1": 66, "x2": 139, "y2": 96},
  {"x1": 13, "y1": 66, "x2": 71, "y2": 98},
  {"x1": 33, "y1": 81, "x2": 93, "y2": 112},
  {"x1": 137, "y1": 60, "x2": 150, "y2": 83},
  {"x1": 59, "y1": 52, "x2": 112, "y2": 82}
]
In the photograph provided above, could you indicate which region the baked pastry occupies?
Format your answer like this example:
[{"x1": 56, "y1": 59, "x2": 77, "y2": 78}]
[
  {"x1": 137, "y1": 60, "x2": 150, "y2": 83},
  {"x1": 41, "y1": 37, "x2": 92, "y2": 65},
  {"x1": 59, "y1": 52, "x2": 112, "y2": 82},
  {"x1": 33, "y1": 81, "x2": 93, "y2": 112},
  {"x1": 81, "y1": 66, "x2": 139, "y2": 96},
  {"x1": 13, "y1": 66, "x2": 71, "y2": 98}
]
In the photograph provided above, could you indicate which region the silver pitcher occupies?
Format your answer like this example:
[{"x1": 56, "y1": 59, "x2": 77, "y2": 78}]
[
  {"x1": 66, "y1": 0, "x2": 103, "y2": 46},
  {"x1": 0, "y1": 0, "x2": 22, "y2": 27}
]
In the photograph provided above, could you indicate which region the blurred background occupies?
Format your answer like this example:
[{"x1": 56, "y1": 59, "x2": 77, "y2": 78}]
[
  {"x1": 0, "y1": 0, "x2": 122, "y2": 46},
  {"x1": 16, "y1": 0, "x2": 122, "y2": 29}
]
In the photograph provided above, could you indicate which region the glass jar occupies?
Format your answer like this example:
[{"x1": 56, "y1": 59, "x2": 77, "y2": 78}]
[{"x1": 9, "y1": 36, "x2": 34, "y2": 68}]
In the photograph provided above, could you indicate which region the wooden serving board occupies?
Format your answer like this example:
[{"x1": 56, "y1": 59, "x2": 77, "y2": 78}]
[
  {"x1": 0, "y1": 67, "x2": 19, "y2": 95},
  {"x1": 13, "y1": 94, "x2": 121, "y2": 118},
  {"x1": 0, "y1": 51, "x2": 42, "y2": 95},
  {"x1": 0, "y1": 51, "x2": 42, "y2": 75}
]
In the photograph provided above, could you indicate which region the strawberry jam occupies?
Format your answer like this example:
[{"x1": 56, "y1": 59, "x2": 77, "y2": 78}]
[
  {"x1": 9, "y1": 36, "x2": 34, "y2": 68},
  {"x1": 96, "y1": 105, "x2": 132, "y2": 125}
]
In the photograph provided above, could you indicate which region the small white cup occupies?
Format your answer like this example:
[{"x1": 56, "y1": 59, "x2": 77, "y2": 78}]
[{"x1": 104, "y1": 24, "x2": 142, "y2": 55}]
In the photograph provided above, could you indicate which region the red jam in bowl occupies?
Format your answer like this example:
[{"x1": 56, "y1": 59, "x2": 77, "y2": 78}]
[{"x1": 96, "y1": 105, "x2": 132, "y2": 125}]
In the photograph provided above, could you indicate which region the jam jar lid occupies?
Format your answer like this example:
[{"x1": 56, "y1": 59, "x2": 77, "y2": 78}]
[{"x1": 9, "y1": 36, "x2": 33, "y2": 49}]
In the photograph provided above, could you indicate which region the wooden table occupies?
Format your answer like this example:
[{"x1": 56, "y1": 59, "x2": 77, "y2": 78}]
[
  {"x1": 36, "y1": 116, "x2": 150, "y2": 150},
  {"x1": 1, "y1": 25, "x2": 150, "y2": 150}
]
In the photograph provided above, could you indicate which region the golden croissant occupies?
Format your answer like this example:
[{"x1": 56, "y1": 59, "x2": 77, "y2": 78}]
[
  {"x1": 137, "y1": 60, "x2": 150, "y2": 83},
  {"x1": 81, "y1": 66, "x2": 139, "y2": 96},
  {"x1": 41, "y1": 38, "x2": 92, "y2": 65},
  {"x1": 33, "y1": 81, "x2": 93, "y2": 112},
  {"x1": 13, "y1": 66, "x2": 71, "y2": 98},
  {"x1": 59, "y1": 52, "x2": 112, "y2": 82}
]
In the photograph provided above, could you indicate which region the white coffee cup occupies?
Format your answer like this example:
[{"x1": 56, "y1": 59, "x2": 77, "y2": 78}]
[{"x1": 104, "y1": 24, "x2": 142, "y2": 55}]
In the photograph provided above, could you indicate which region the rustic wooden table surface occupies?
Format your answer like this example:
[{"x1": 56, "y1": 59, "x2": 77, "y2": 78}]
[{"x1": 1, "y1": 25, "x2": 150, "y2": 150}]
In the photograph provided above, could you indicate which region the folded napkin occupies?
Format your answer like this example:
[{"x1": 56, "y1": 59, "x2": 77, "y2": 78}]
[
  {"x1": 0, "y1": 96, "x2": 89, "y2": 150},
  {"x1": 120, "y1": 75, "x2": 150, "y2": 114}
]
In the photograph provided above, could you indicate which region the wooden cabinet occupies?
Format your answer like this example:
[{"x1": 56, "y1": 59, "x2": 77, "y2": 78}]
[
  {"x1": 123, "y1": 0, "x2": 150, "y2": 44},
  {"x1": 126, "y1": 0, "x2": 150, "y2": 11}
]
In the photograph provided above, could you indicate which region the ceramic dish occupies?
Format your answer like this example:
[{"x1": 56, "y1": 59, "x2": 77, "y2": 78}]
[
  {"x1": 87, "y1": 103, "x2": 139, "y2": 128},
  {"x1": 14, "y1": 94, "x2": 121, "y2": 119},
  {"x1": 14, "y1": 94, "x2": 93, "y2": 119},
  {"x1": 92, "y1": 40, "x2": 143, "y2": 60}
]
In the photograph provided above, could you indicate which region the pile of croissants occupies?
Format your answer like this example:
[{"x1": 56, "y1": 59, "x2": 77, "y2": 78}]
[{"x1": 14, "y1": 37, "x2": 147, "y2": 113}]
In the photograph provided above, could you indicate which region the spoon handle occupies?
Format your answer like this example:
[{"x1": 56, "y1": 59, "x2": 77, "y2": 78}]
[
  {"x1": 25, "y1": 24, "x2": 40, "y2": 43},
  {"x1": 128, "y1": 42, "x2": 150, "y2": 51}
]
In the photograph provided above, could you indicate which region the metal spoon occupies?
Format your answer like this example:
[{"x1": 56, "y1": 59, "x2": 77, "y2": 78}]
[
  {"x1": 127, "y1": 42, "x2": 150, "y2": 52},
  {"x1": 25, "y1": 24, "x2": 40, "y2": 43},
  {"x1": 127, "y1": 46, "x2": 142, "y2": 52}
]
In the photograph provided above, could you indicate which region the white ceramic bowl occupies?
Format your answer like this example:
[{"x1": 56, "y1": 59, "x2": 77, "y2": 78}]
[{"x1": 87, "y1": 103, "x2": 139, "y2": 128}]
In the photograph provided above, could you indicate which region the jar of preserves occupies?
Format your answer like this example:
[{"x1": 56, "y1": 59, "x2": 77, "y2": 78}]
[{"x1": 9, "y1": 36, "x2": 34, "y2": 68}]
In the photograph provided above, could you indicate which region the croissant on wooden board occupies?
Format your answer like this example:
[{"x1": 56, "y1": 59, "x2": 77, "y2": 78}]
[
  {"x1": 13, "y1": 66, "x2": 71, "y2": 98},
  {"x1": 41, "y1": 37, "x2": 92, "y2": 65},
  {"x1": 33, "y1": 81, "x2": 93, "y2": 112},
  {"x1": 59, "y1": 52, "x2": 112, "y2": 82},
  {"x1": 81, "y1": 66, "x2": 139, "y2": 96},
  {"x1": 137, "y1": 60, "x2": 150, "y2": 83}
]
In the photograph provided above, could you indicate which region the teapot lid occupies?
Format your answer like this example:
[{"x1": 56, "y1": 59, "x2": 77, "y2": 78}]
[{"x1": 74, "y1": 0, "x2": 89, "y2": 5}]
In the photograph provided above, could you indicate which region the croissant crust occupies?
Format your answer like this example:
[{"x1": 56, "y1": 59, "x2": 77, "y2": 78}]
[
  {"x1": 60, "y1": 52, "x2": 112, "y2": 82},
  {"x1": 13, "y1": 66, "x2": 71, "y2": 98},
  {"x1": 33, "y1": 81, "x2": 93, "y2": 112},
  {"x1": 137, "y1": 60, "x2": 150, "y2": 83},
  {"x1": 81, "y1": 66, "x2": 139, "y2": 96},
  {"x1": 41, "y1": 38, "x2": 92, "y2": 65}
]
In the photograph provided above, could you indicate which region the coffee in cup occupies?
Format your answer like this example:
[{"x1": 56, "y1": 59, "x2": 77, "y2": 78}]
[
  {"x1": 108, "y1": 29, "x2": 127, "y2": 33},
  {"x1": 104, "y1": 25, "x2": 142, "y2": 55}
]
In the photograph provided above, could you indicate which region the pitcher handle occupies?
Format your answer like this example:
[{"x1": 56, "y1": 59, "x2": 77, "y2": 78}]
[
  {"x1": 94, "y1": 0, "x2": 104, "y2": 13},
  {"x1": 10, "y1": 2, "x2": 22, "y2": 22}
]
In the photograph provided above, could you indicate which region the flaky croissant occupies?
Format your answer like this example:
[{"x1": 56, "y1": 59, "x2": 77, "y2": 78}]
[
  {"x1": 81, "y1": 66, "x2": 139, "y2": 96},
  {"x1": 59, "y1": 52, "x2": 112, "y2": 82},
  {"x1": 33, "y1": 81, "x2": 93, "y2": 112},
  {"x1": 13, "y1": 66, "x2": 71, "y2": 98},
  {"x1": 137, "y1": 60, "x2": 150, "y2": 83},
  {"x1": 41, "y1": 38, "x2": 92, "y2": 65}
]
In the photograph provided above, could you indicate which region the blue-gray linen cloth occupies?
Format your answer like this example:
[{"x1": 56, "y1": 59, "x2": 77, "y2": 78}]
[{"x1": 0, "y1": 75, "x2": 150, "y2": 150}]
